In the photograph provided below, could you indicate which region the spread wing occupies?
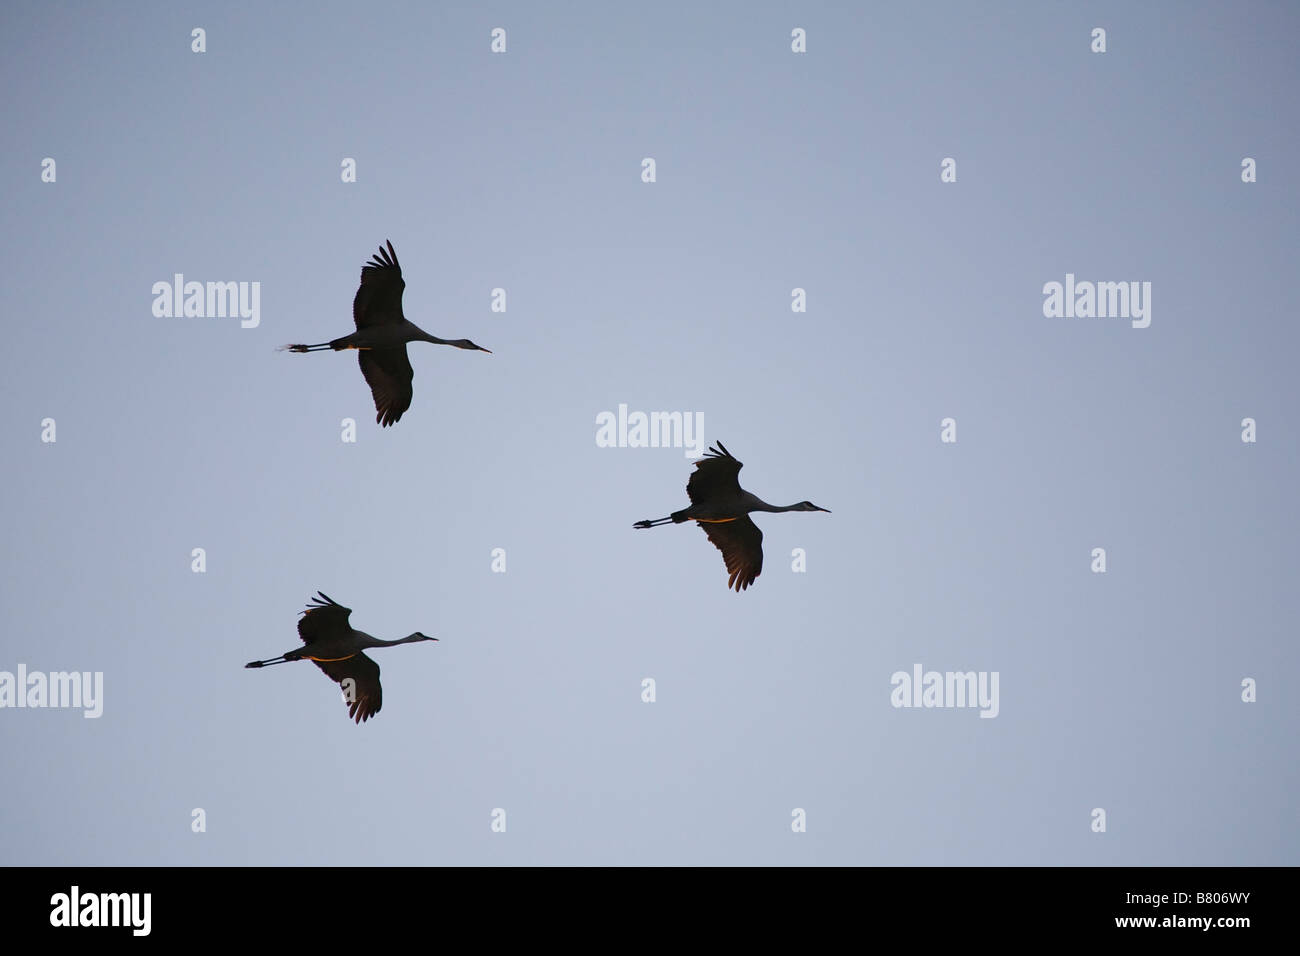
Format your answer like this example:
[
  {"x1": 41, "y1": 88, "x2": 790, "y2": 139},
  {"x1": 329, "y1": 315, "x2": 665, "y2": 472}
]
[
  {"x1": 313, "y1": 652, "x2": 382, "y2": 724},
  {"x1": 687, "y1": 442, "x2": 743, "y2": 504},
  {"x1": 353, "y1": 240, "x2": 405, "y2": 330},
  {"x1": 297, "y1": 592, "x2": 352, "y2": 645},
  {"x1": 700, "y1": 516, "x2": 763, "y2": 592},
  {"x1": 358, "y1": 348, "x2": 414, "y2": 427}
]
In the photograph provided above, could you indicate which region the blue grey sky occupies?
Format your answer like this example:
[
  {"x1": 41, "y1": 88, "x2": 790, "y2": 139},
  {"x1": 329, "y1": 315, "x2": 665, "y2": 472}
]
[{"x1": 1, "y1": 1, "x2": 1296, "y2": 865}]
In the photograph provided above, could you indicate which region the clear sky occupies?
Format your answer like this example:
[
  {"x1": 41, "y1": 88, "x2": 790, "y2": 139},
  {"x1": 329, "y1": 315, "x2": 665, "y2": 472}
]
[{"x1": 1, "y1": 1, "x2": 1296, "y2": 865}]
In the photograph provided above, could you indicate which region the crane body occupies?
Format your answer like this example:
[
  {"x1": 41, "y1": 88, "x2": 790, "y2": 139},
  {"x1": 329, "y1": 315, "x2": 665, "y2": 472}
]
[
  {"x1": 245, "y1": 593, "x2": 437, "y2": 723},
  {"x1": 281, "y1": 241, "x2": 490, "y2": 426},
  {"x1": 634, "y1": 442, "x2": 829, "y2": 592}
]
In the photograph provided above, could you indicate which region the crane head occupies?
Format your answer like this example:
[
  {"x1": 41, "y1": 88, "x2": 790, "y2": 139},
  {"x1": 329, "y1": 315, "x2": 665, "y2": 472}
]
[
  {"x1": 413, "y1": 632, "x2": 439, "y2": 642},
  {"x1": 452, "y1": 339, "x2": 492, "y2": 353},
  {"x1": 797, "y1": 501, "x2": 831, "y2": 513}
]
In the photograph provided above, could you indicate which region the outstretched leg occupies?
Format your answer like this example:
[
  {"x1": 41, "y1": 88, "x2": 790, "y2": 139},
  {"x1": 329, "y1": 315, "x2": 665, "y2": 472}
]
[
  {"x1": 244, "y1": 656, "x2": 293, "y2": 668},
  {"x1": 278, "y1": 342, "x2": 334, "y2": 352},
  {"x1": 633, "y1": 516, "x2": 675, "y2": 529}
]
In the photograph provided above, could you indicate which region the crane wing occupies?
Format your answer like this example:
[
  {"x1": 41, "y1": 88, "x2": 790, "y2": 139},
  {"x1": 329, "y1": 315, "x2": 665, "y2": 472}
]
[
  {"x1": 358, "y1": 347, "x2": 415, "y2": 427},
  {"x1": 297, "y1": 592, "x2": 353, "y2": 645},
  {"x1": 313, "y1": 652, "x2": 382, "y2": 724},
  {"x1": 352, "y1": 240, "x2": 406, "y2": 329},
  {"x1": 699, "y1": 515, "x2": 763, "y2": 592},
  {"x1": 687, "y1": 442, "x2": 743, "y2": 504}
]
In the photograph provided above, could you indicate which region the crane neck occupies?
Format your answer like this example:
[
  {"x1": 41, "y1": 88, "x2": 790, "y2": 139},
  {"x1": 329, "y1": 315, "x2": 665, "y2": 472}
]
[
  {"x1": 364, "y1": 632, "x2": 427, "y2": 648},
  {"x1": 746, "y1": 495, "x2": 800, "y2": 514}
]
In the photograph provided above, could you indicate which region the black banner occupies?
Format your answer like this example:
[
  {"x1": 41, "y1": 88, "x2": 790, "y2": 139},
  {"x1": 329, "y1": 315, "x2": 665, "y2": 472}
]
[{"x1": 5, "y1": 866, "x2": 1284, "y2": 940}]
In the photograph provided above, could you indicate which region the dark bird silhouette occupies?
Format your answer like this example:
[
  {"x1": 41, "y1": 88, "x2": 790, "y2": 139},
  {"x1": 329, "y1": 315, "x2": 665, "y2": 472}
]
[
  {"x1": 244, "y1": 592, "x2": 437, "y2": 723},
  {"x1": 633, "y1": 442, "x2": 830, "y2": 591},
  {"x1": 281, "y1": 241, "x2": 491, "y2": 426}
]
